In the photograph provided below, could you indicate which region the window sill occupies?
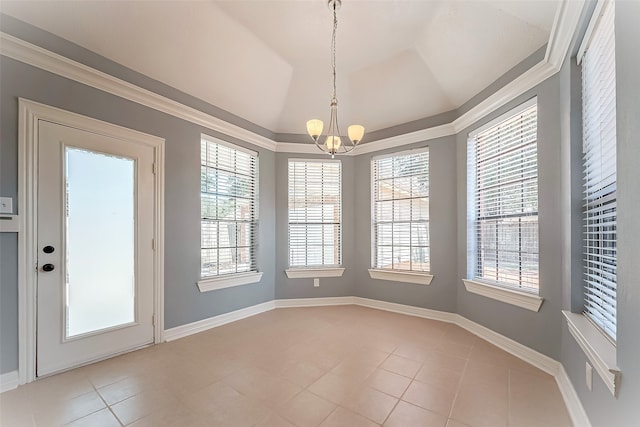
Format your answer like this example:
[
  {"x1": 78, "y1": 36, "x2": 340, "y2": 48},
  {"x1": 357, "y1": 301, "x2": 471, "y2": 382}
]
[
  {"x1": 462, "y1": 279, "x2": 543, "y2": 312},
  {"x1": 368, "y1": 269, "x2": 433, "y2": 285},
  {"x1": 563, "y1": 310, "x2": 620, "y2": 396},
  {"x1": 197, "y1": 272, "x2": 263, "y2": 292},
  {"x1": 285, "y1": 268, "x2": 345, "y2": 279}
]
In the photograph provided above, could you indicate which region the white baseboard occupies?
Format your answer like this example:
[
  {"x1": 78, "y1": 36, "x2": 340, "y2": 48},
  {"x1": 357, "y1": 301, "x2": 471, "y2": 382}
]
[
  {"x1": 161, "y1": 295, "x2": 588, "y2": 427},
  {"x1": 0, "y1": 370, "x2": 20, "y2": 393},
  {"x1": 556, "y1": 364, "x2": 592, "y2": 427},
  {"x1": 454, "y1": 315, "x2": 561, "y2": 377},
  {"x1": 163, "y1": 300, "x2": 275, "y2": 341},
  {"x1": 274, "y1": 296, "x2": 356, "y2": 308},
  {"x1": 354, "y1": 297, "x2": 458, "y2": 324}
]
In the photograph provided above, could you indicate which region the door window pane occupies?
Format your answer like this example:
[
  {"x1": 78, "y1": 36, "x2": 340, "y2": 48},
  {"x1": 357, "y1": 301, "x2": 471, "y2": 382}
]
[{"x1": 65, "y1": 148, "x2": 135, "y2": 337}]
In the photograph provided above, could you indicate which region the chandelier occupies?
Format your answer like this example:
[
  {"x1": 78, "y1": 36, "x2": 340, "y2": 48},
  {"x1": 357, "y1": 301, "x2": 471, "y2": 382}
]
[{"x1": 306, "y1": 0, "x2": 364, "y2": 157}]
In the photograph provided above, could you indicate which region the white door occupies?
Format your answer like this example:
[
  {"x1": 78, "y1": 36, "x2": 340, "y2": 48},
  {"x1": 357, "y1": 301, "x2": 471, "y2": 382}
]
[{"x1": 37, "y1": 120, "x2": 155, "y2": 377}]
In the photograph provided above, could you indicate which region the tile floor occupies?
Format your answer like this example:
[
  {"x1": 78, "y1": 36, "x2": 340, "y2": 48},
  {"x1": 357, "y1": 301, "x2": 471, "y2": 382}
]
[{"x1": 0, "y1": 306, "x2": 573, "y2": 427}]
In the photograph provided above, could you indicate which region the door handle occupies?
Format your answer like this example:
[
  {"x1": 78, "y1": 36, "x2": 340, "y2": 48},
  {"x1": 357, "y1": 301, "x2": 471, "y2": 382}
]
[{"x1": 42, "y1": 264, "x2": 55, "y2": 272}]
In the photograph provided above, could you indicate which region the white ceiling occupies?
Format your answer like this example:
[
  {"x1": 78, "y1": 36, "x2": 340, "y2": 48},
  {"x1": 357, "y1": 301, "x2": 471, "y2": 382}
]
[{"x1": 1, "y1": 0, "x2": 559, "y2": 136}]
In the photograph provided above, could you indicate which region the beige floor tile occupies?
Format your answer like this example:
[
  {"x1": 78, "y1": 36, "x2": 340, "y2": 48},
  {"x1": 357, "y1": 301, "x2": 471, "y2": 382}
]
[
  {"x1": 278, "y1": 390, "x2": 335, "y2": 427},
  {"x1": 461, "y1": 360, "x2": 509, "y2": 389},
  {"x1": 449, "y1": 381, "x2": 508, "y2": 427},
  {"x1": 256, "y1": 413, "x2": 297, "y2": 427},
  {"x1": 422, "y1": 351, "x2": 468, "y2": 373},
  {"x1": 209, "y1": 395, "x2": 273, "y2": 426},
  {"x1": 223, "y1": 367, "x2": 302, "y2": 408},
  {"x1": 393, "y1": 342, "x2": 434, "y2": 362},
  {"x1": 180, "y1": 380, "x2": 244, "y2": 416},
  {"x1": 110, "y1": 388, "x2": 180, "y2": 426},
  {"x1": 414, "y1": 364, "x2": 462, "y2": 394},
  {"x1": 402, "y1": 379, "x2": 456, "y2": 416},
  {"x1": 2, "y1": 306, "x2": 573, "y2": 427},
  {"x1": 365, "y1": 368, "x2": 412, "y2": 398},
  {"x1": 309, "y1": 373, "x2": 359, "y2": 404},
  {"x1": 445, "y1": 419, "x2": 471, "y2": 427},
  {"x1": 319, "y1": 407, "x2": 380, "y2": 427},
  {"x1": 348, "y1": 346, "x2": 391, "y2": 367},
  {"x1": 384, "y1": 401, "x2": 447, "y2": 427},
  {"x1": 434, "y1": 340, "x2": 473, "y2": 359},
  {"x1": 343, "y1": 386, "x2": 398, "y2": 424},
  {"x1": 28, "y1": 372, "x2": 95, "y2": 404},
  {"x1": 380, "y1": 354, "x2": 422, "y2": 378},
  {"x1": 96, "y1": 374, "x2": 159, "y2": 406},
  {"x1": 128, "y1": 402, "x2": 208, "y2": 427},
  {"x1": 280, "y1": 360, "x2": 327, "y2": 388},
  {"x1": 331, "y1": 358, "x2": 378, "y2": 382},
  {"x1": 64, "y1": 408, "x2": 121, "y2": 427},
  {"x1": 508, "y1": 370, "x2": 572, "y2": 427},
  {"x1": 33, "y1": 390, "x2": 106, "y2": 426}
]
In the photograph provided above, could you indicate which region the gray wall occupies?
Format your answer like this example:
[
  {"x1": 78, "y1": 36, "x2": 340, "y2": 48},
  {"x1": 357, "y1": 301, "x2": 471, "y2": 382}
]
[
  {"x1": 0, "y1": 31, "x2": 276, "y2": 374},
  {"x1": 559, "y1": 2, "x2": 640, "y2": 426},
  {"x1": 353, "y1": 137, "x2": 458, "y2": 312}
]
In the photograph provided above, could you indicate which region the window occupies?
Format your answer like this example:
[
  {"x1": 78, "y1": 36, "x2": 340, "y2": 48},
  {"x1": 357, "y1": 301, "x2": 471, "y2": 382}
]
[
  {"x1": 581, "y1": 0, "x2": 617, "y2": 341},
  {"x1": 371, "y1": 148, "x2": 430, "y2": 272},
  {"x1": 288, "y1": 160, "x2": 341, "y2": 267},
  {"x1": 467, "y1": 99, "x2": 539, "y2": 293},
  {"x1": 200, "y1": 137, "x2": 257, "y2": 278}
]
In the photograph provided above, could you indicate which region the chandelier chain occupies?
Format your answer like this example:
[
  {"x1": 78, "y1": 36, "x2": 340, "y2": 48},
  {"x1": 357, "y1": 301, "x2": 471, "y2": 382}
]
[{"x1": 331, "y1": 3, "x2": 338, "y2": 102}]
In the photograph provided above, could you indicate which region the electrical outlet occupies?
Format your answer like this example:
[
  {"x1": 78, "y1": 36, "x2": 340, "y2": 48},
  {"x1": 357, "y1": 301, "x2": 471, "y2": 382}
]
[
  {"x1": 586, "y1": 362, "x2": 593, "y2": 391},
  {"x1": 0, "y1": 197, "x2": 12, "y2": 214},
  {"x1": 313, "y1": 278, "x2": 320, "y2": 287}
]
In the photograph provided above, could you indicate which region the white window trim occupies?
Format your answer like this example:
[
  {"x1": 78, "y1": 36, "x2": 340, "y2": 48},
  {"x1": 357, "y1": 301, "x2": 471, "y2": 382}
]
[
  {"x1": 462, "y1": 279, "x2": 543, "y2": 312},
  {"x1": 285, "y1": 268, "x2": 345, "y2": 279},
  {"x1": 201, "y1": 133, "x2": 258, "y2": 156},
  {"x1": 368, "y1": 269, "x2": 433, "y2": 285},
  {"x1": 197, "y1": 271, "x2": 263, "y2": 292},
  {"x1": 200, "y1": 136, "x2": 259, "y2": 280},
  {"x1": 371, "y1": 147, "x2": 431, "y2": 274},
  {"x1": 563, "y1": 311, "x2": 620, "y2": 396},
  {"x1": 468, "y1": 97, "x2": 537, "y2": 138},
  {"x1": 466, "y1": 97, "x2": 540, "y2": 294},
  {"x1": 288, "y1": 158, "x2": 343, "y2": 269}
]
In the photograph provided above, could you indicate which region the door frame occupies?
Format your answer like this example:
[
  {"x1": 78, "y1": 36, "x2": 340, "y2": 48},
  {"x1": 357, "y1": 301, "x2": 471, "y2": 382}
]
[{"x1": 17, "y1": 98, "x2": 165, "y2": 384}]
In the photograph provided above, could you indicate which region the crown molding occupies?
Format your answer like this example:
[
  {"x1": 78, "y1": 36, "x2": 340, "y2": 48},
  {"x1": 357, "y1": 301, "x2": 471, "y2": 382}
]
[
  {"x1": 0, "y1": 32, "x2": 277, "y2": 152},
  {"x1": 1, "y1": 0, "x2": 584, "y2": 155}
]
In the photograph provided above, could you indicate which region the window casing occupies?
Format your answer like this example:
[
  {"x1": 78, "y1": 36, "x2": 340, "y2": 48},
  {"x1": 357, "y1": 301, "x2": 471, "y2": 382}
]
[
  {"x1": 467, "y1": 100, "x2": 539, "y2": 293},
  {"x1": 371, "y1": 148, "x2": 430, "y2": 272},
  {"x1": 200, "y1": 137, "x2": 257, "y2": 278},
  {"x1": 581, "y1": 0, "x2": 617, "y2": 341},
  {"x1": 288, "y1": 160, "x2": 342, "y2": 267}
]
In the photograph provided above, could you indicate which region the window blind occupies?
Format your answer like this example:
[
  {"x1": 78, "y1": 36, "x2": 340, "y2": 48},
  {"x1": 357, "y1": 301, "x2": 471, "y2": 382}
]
[
  {"x1": 582, "y1": 0, "x2": 617, "y2": 341},
  {"x1": 288, "y1": 160, "x2": 341, "y2": 267},
  {"x1": 201, "y1": 138, "x2": 258, "y2": 277},
  {"x1": 372, "y1": 149, "x2": 430, "y2": 272},
  {"x1": 468, "y1": 101, "x2": 539, "y2": 292}
]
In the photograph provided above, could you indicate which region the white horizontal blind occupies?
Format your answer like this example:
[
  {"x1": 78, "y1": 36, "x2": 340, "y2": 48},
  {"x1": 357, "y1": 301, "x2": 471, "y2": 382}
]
[
  {"x1": 582, "y1": 0, "x2": 617, "y2": 341},
  {"x1": 372, "y1": 149, "x2": 430, "y2": 272},
  {"x1": 201, "y1": 138, "x2": 258, "y2": 277},
  {"x1": 288, "y1": 160, "x2": 341, "y2": 267},
  {"x1": 468, "y1": 102, "x2": 539, "y2": 292}
]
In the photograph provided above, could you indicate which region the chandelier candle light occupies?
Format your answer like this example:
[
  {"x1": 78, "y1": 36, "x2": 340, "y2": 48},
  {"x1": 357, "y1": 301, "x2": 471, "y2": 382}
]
[{"x1": 306, "y1": 0, "x2": 365, "y2": 157}]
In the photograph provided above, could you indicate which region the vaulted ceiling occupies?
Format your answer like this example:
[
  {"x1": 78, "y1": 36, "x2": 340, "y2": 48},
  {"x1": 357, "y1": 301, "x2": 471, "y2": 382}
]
[{"x1": 1, "y1": 0, "x2": 559, "y2": 136}]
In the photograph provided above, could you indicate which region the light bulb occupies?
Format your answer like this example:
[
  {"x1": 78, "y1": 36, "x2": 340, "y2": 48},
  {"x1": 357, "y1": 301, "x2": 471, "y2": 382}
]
[
  {"x1": 348, "y1": 125, "x2": 365, "y2": 144},
  {"x1": 306, "y1": 119, "x2": 324, "y2": 141}
]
